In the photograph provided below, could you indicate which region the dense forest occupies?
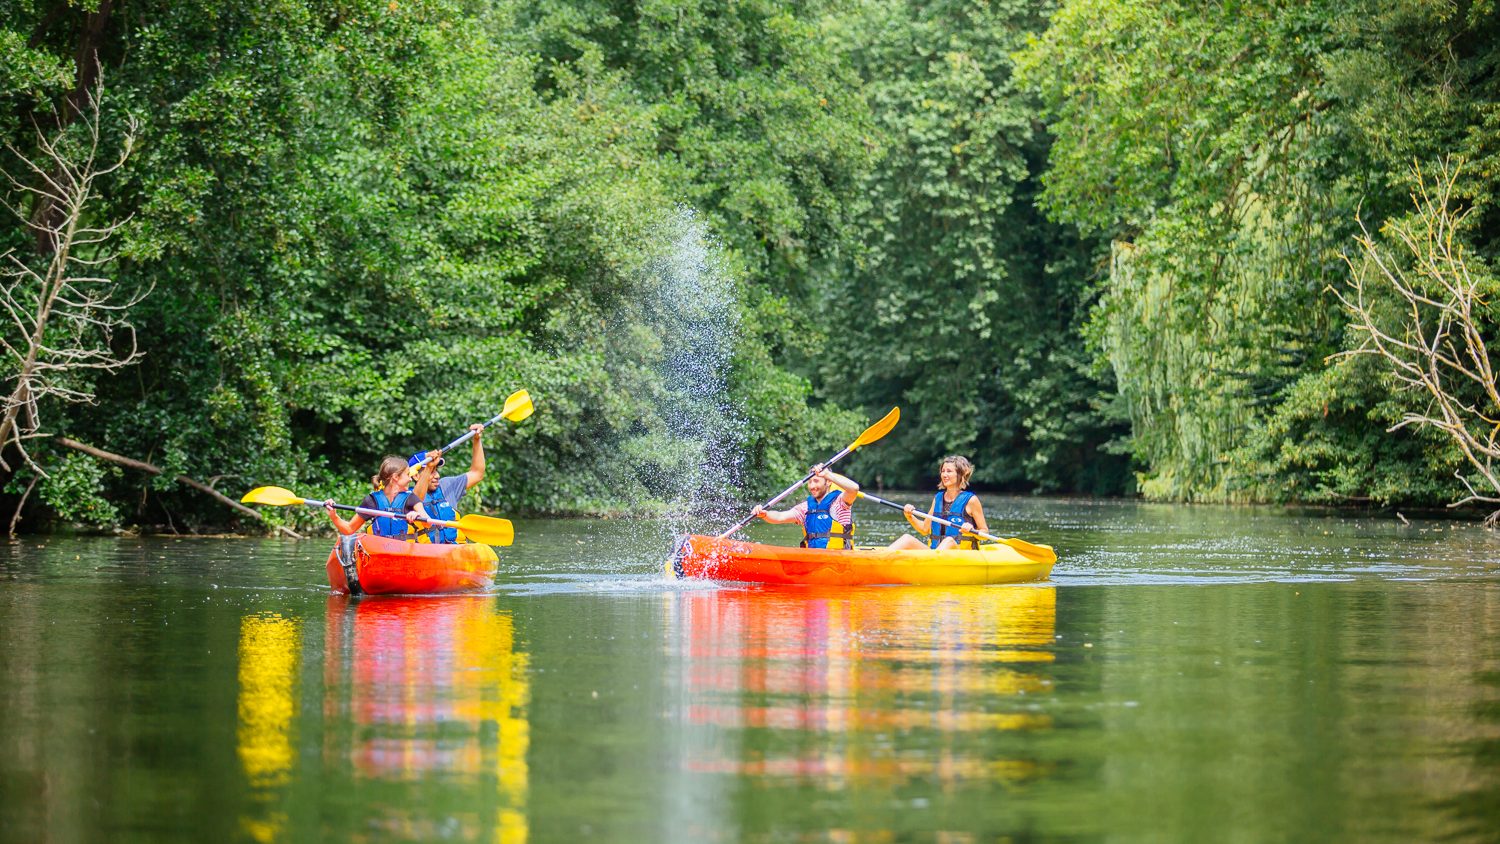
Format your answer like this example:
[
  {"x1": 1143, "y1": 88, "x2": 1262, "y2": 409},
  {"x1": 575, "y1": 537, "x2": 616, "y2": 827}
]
[{"x1": 0, "y1": 0, "x2": 1496, "y2": 533}]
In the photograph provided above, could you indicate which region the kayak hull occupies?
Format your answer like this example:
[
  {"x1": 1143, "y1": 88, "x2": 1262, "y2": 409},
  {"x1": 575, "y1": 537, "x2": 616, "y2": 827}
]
[
  {"x1": 669, "y1": 534, "x2": 1054, "y2": 586},
  {"x1": 326, "y1": 534, "x2": 499, "y2": 595}
]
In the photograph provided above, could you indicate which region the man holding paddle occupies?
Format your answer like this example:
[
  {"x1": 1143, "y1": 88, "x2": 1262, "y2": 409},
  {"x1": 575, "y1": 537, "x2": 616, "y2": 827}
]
[
  {"x1": 751, "y1": 464, "x2": 862, "y2": 549},
  {"x1": 404, "y1": 423, "x2": 487, "y2": 544}
]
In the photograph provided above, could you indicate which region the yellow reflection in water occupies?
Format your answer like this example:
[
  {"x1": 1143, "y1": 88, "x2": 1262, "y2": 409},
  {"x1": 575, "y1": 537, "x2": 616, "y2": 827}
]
[
  {"x1": 673, "y1": 585, "x2": 1057, "y2": 790},
  {"x1": 324, "y1": 596, "x2": 530, "y2": 844},
  {"x1": 236, "y1": 612, "x2": 301, "y2": 843}
]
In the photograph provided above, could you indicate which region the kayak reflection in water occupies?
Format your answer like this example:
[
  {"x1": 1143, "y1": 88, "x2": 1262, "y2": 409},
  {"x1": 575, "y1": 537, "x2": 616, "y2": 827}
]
[
  {"x1": 325, "y1": 455, "x2": 415, "y2": 538},
  {"x1": 751, "y1": 464, "x2": 861, "y2": 549},
  {"x1": 888, "y1": 455, "x2": 988, "y2": 551}
]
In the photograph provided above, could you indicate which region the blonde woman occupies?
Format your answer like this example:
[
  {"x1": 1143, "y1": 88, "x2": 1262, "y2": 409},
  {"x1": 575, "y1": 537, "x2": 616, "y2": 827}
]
[
  {"x1": 888, "y1": 456, "x2": 987, "y2": 551},
  {"x1": 325, "y1": 456, "x2": 414, "y2": 538}
]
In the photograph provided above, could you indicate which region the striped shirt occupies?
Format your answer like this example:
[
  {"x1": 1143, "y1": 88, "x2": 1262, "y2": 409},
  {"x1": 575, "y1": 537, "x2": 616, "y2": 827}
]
[{"x1": 788, "y1": 496, "x2": 853, "y2": 526}]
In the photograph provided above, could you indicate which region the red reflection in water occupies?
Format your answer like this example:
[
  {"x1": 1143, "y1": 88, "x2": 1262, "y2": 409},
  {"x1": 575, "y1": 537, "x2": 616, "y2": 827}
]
[
  {"x1": 322, "y1": 595, "x2": 528, "y2": 843},
  {"x1": 670, "y1": 585, "x2": 1057, "y2": 789}
]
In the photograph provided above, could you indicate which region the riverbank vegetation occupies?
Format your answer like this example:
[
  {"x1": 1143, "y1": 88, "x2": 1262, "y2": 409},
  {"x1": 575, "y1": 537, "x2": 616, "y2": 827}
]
[{"x1": 1, "y1": 0, "x2": 1496, "y2": 532}]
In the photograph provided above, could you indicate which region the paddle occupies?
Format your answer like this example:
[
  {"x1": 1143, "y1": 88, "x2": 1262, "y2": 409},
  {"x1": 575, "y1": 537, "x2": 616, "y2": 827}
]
[
  {"x1": 240, "y1": 486, "x2": 515, "y2": 547},
  {"x1": 843, "y1": 487, "x2": 1056, "y2": 564},
  {"x1": 715, "y1": 407, "x2": 900, "y2": 540},
  {"x1": 435, "y1": 389, "x2": 534, "y2": 456}
]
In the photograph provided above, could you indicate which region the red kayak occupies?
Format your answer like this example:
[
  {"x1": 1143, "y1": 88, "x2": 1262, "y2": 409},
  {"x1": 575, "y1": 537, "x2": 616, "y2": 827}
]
[{"x1": 325, "y1": 534, "x2": 499, "y2": 595}]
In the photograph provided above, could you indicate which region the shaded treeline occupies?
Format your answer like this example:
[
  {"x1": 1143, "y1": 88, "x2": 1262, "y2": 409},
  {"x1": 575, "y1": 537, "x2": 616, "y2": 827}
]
[{"x1": 0, "y1": 0, "x2": 1495, "y2": 531}]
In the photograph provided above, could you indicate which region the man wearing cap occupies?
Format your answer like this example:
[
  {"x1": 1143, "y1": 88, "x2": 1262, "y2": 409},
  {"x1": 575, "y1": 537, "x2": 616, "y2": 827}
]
[{"x1": 404, "y1": 423, "x2": 487, "y2": 543}]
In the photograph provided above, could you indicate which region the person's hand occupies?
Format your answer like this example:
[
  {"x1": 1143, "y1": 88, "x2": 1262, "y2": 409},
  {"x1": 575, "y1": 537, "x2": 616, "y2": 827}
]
[
  {"x1": 903, "y1": 503, "x2": 915, "y2": 516},
  {"x1": 405, "y1": 511, "x2": 420, "y2": 524},
  {"x1": 810, "y1": 463, "x2": 826, "y2": 478},
  {"x1": 955, "y1": 520, "x2": 971, "y2": 534},
  {"x1": 323, "y1": 499, "x2": 336, "y2": 514},
  {"x1": 752, "y1": 505, "x2": 766, "y2": 519},
  {"x1": 469, "y1": 423, "x2": 483, "y2": 438}
]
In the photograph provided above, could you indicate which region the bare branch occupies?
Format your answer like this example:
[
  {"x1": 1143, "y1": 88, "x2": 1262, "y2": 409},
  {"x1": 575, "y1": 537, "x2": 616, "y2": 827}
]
[
  {"x1": 1338, "y1": 158, "x2": 1500, "y2": 519},
  {"x1": 8, "y1": 473, "x2": 40, "y2": 536},
  {"x1": 52, "y1": 437, "x2": 306, "y2": 540},
  {"x1": 0, "y1": 66, "x2": 147, "y2": 465}
]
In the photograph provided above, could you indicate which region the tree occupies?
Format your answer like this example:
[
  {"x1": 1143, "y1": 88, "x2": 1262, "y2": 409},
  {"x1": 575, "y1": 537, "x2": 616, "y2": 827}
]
[
  {"x1": 809, "y1": 0, "x2": 1127, "y2": 493},
  {"x1": 0, "y1": 74, "x2": 143, "y2": 508},
  {"x1": 1334, "y1": 160, "x2": 1500, "y2": 519},
  {"x1": 1014, "y1": 0, "x2": 1500, "y2": 503},
  {"x1": 1, "y1": 1, "x2": 880, "y2": 530}
]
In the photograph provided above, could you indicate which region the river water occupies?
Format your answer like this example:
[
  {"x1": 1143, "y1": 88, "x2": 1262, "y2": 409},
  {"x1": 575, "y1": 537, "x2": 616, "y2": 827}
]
[{"x1": 2, "y1": 497, "x2": 1498, "y2": 842}]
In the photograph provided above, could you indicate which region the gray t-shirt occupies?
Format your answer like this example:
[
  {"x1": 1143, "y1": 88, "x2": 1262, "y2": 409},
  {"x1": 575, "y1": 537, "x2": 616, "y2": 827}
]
[{"x1": 403, "y1": 474, "x2": 470, "y2": 514}]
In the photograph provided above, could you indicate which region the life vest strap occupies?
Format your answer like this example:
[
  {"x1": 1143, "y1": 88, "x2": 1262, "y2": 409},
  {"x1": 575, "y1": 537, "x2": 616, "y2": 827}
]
[{"x1": 414, "y1": 483, "x2": 460, "y2": 544}]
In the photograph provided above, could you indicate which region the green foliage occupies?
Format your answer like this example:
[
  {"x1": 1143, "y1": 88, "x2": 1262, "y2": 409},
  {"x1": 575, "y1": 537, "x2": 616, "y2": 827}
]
[
  {"x1": 811, "y1": 0, "x2": 1129, "y2": 493},
  {"x1": 36, "y1": 452, "x2": 122, "y2": 528},
  {"x1": 517, "y1": 0, "x2": 877, "y2": 289},
  {"x1": 0, "y1": 0, "x2": 884, "y2": 530},
  {"x1": 2, "y1": 0, "x2": 1495, "y2": 530},
  {"x1": 1241, "y1": 357, "x2": 1465, "y2": 506},
  {"x1": 0, "y1": 27, "x2": 71, "y2": 132},
  {"x1": 1016, "y1": 0, "x2": 1500, "y2": 504}
]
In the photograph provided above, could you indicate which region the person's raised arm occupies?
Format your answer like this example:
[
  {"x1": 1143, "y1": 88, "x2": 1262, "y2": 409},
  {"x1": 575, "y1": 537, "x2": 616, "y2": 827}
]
[
  {"x1": 819, "y1": 465, "x2": 860, "y2": 507},
  {"x1": 408, "y1": 455, "x2": 438, "y2": 503},
  {"x1": 464, "y1": 423, "x2": 485, "y2": 490}
]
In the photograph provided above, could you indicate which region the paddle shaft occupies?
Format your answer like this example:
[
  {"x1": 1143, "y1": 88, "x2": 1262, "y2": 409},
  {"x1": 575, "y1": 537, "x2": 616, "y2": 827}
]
[
  {"x1": 853, "y1": 489, "x2": 1008, "y2": 545},
  {"x1": 716, "y1": 443, "x2": 857, "y2": 539},
  {"x1": 437, "y1": 412, "x2": 504, "y2": 455},
  {"x1": 304, "y1": 499, "x2": 463, "y2": 531}
]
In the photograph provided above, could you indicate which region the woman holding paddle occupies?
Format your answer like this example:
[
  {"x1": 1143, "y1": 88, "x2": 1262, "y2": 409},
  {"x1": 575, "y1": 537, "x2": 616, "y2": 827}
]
[
  {"x1": 326, "y1": 456, "x2": 415, "y2": 538},
  {"x1": 889, "y1": 455, "x2": 988, "y2": 551}
]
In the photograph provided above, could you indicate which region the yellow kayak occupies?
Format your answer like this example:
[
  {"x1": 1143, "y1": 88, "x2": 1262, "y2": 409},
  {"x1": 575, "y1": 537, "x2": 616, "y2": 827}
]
[{"x1": 668, "y1": 534, "x2": 1055, "y2": 586}]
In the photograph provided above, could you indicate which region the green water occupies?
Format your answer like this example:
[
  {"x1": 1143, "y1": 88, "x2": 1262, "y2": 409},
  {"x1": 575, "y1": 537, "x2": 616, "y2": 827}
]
[{"x1": 2, "y1": 498, "x2": 1498, "y2": 843}]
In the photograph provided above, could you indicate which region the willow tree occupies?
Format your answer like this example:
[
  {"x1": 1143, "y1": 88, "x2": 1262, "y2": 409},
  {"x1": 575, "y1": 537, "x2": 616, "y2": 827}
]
[{"x1": 1013, "y1": 0, "x2": 1500, "y2": 503}]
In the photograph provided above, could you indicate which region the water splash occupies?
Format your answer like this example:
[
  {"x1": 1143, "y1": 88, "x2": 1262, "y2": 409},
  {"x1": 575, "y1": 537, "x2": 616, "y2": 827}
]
[{"x1": 601, "y1": 207, "x2": 745, "y2": 550}]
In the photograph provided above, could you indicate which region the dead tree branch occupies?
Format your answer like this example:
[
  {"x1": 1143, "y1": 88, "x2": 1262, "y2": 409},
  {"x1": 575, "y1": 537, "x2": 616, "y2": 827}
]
[
  {"x1": 1331, "y1": 158, "x2": 1500, "y2": 521},
  {"x1": 54, "y1": 437, "x2": 306, "y2": 539},
  {"x1": 0, "y1": 66, "x2": 148, "y2": 476}
]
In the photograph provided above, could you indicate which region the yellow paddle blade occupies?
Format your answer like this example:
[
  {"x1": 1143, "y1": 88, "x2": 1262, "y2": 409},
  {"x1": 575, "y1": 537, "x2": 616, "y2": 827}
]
[
  {"x1": 240, "y1": 486, "x2": 306, "y2": 506},
  {"x1": 850, "y1": 407, "x2": 899, "y2": 450},
  {"x1": 455, "y1": 514, "x2": 514, "y2": 547},
  {"x1": 987, "y1": 537, "x2": 1057, "y2": 564},
  {"x1": 502, "y1": 389, "x2": 534, "y2": 423}
]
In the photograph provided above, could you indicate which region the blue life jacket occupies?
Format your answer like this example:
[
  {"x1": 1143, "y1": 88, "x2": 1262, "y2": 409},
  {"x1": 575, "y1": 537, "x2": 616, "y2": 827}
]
[
  {"x1": 801, "y1": 490, "x2": 853, "y2": 550},
  {"x1": 368, "y1": 490, "x2": 411, "y2": 538},
  {"x1": 929, "y1": 490, "x2": 978, "y2": 550},
  {"x1": 414, "y1": 482, "x2": 459, "y2": 544}
]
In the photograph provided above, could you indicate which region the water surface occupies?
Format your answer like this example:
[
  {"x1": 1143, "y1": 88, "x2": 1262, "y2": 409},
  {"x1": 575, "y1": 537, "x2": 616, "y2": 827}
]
[{"x1": 2, "y1": 498, "x2": 1498, "y2": 842}]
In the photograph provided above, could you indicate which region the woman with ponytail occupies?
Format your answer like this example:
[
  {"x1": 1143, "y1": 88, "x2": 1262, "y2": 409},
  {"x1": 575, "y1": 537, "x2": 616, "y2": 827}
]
[{"x1": 325, "y1": 456, "x2": 416, "y2": 538}]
